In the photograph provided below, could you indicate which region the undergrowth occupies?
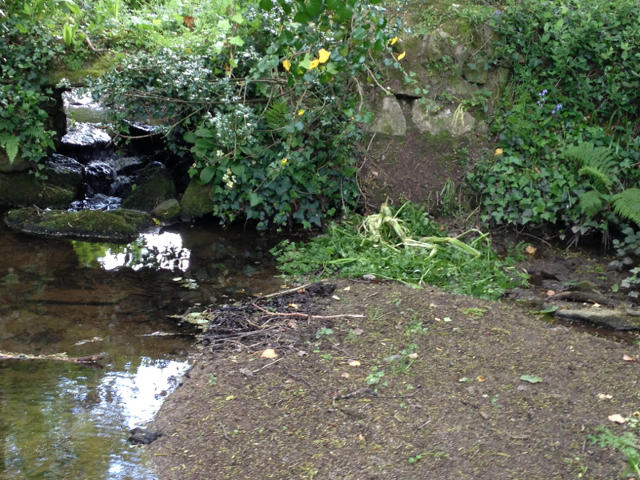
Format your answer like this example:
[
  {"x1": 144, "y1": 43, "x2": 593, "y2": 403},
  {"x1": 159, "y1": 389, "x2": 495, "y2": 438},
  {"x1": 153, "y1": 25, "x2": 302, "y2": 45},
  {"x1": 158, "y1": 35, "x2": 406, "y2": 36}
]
[{"x1": 272, "y1": 203, "x2": 527, "y2": 299}]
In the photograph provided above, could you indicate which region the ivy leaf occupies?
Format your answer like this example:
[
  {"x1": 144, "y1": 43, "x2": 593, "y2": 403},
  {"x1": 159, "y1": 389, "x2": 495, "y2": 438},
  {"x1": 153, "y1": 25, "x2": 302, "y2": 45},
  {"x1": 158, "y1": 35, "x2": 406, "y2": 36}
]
[
  {"x1": 520, "y1": 374, "x2": 543, "y2": 384},
  {"x1": 259, "y1": 0, "x2": 273, "y2": 10},
  {"x1": 200, "y1": 166, "x2": 216, "y2": 184},
  {"x1": 249, "y1": 192, "x2": 262, "y2": 207},
  {"x1": 228, "y1": 36, "x2": 244, "y2": 47}
]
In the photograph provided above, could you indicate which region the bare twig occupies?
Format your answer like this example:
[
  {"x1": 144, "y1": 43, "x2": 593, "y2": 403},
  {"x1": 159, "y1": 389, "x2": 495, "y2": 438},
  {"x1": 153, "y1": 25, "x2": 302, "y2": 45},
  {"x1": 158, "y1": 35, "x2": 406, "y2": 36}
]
[
  {"x1": 260, "y1": 283, "x2": 314, "y2": 299},
  {"x1": 252, "y1": 357, "x2": 283, "y2": 373},
  {"x1": 251, "y1": 303, "x2": 365, "y2": 320}
]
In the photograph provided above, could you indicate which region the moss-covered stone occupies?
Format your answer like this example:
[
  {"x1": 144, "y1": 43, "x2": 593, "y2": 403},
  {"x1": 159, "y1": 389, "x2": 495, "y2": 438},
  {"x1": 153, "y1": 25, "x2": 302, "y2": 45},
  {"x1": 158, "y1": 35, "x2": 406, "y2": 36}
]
[
  {"x1": 0, "y1": 172, "x2": 75, "y2": 208},
  {"x1": 5, "y1": 207, "x2": 153, "y2": 242},
  {"x1": 151, "y1": 198, "x2": 181, "y2": 222},
  {"x1": 180, "y1": 179, "x2": 214, "y2": 219},
  {"x1": 121, "y1": 162, "x2": 177, "y2": 211},
  {"x1": 48, "y1": 54, "x2": 119, "y2": 86},
  {"x1": 0, "y1": 151, "x2": 32, "y2": 173}
]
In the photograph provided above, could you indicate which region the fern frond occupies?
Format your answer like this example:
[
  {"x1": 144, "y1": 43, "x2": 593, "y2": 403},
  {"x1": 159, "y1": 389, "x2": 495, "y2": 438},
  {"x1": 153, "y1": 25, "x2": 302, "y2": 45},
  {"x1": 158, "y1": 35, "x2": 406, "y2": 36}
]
[
  {"x1": 564, "y1": 142, "x2": 617, "y2": 192},
  {"x1": 612, "y1": 188, "x2": 640, "y2": 227},
  {"x1": 264, "y1": 101, "x2": 288, "y2": 130},
  {"x1": 578, "y1": 166, "x2": 614, "y2": 191},
  {"x1": 578, "y1": 190, "x2": 605, "y2": 218}
]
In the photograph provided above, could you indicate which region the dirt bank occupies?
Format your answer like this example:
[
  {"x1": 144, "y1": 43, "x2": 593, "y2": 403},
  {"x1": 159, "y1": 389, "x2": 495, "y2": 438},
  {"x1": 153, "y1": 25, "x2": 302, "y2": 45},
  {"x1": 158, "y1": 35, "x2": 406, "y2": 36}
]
[{"x1": 148, "y1": 279, "x2": 640, "y2": 479}]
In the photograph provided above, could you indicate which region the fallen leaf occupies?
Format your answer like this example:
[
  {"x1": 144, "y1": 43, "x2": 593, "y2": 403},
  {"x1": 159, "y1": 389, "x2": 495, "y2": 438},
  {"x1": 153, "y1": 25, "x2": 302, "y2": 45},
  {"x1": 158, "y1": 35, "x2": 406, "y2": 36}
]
[
  {"x1": 546, "y1": 290, "x2": 555, "y2": 296},
  {"x1": 343, "y1": 286, "x2": 351, "y2": 291},
  {"x1": 408, "y1": 353, "x2": 418, "y2": 359},
  {"x1": 358, "y1": 434, "x2": 365, "y2": 442},
  {"x1": 623, "y1": 354, "x2": 637, "y2": 362},
  {"x1": 348, "y1": 360, "x2": 361, "y2": 367},
  {"x1": 477, "y1": 375, "x2": 486, "y2": 382},
  {"x1": 260, "y1": 348, "x2": 278, "y2": 359},
  {"x1": 288, "y1": 303, "x2": 299, "y2": 309},
  {"x1": 183, "y1": 16, "x2": 195, "y2": 28},
  {"x1": 332, "y1": 295, "x2": 341, "y2": 300},
  {"x1": 608, "y1": 414, "x2": 627, "y2": 424},
  {"x1": 597, "y1": 393, "x2": 613, "y2": 400},
  {"x1": 341, "y1": 372, "x2": 350, "y2": 378},
  {"x1": 525, "y1": 245, "x2": 537, "y2": 255},
  {"x1": 520, "y1": 374, "x2": 543, "y2": 384}
]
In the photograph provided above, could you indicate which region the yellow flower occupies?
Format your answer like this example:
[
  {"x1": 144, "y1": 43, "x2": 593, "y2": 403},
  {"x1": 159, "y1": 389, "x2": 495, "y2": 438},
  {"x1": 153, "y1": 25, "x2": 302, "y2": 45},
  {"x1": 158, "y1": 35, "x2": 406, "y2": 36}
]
[
  {"x1": 397, "y1": 51, "x2": 406, "y2": 60},
  {"x1": 282, "y1": 59, "x2": 291, "y2": 72},
  {"x1": 308, "y1": 58, "x2": 320, "y2": 70},
  {"x1": 494, "y1": 148, "x2": 504, "y2": 156},
  {"x1": 297, "y1": 109, "x2": 305, "y2": 116},
  {"x1": 280, "y1": 158, "x2": 288, "y2": 165},
  {"x1": 318, "y1": 48, "x2": 331, "y2": 64},
  {"x1": 389, "y1": 36, "x2": 398, "y2": 46}
]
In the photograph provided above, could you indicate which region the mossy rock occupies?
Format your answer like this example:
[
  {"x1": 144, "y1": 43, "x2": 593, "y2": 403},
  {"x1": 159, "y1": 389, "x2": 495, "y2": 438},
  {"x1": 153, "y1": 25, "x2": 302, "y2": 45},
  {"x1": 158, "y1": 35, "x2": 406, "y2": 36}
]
[
  {"x1": 151, "y1": 198, "x2": 181, "y2": 222},
  {"x1": 48, "y1": 54, "x2": 119, "y2": 86},
  {"x1": 0, "y1": 172, "x2": 75, "y2": 208},
  {"x1": 180, "y1": 179, "x2": 214, "y2": 219},
  {"x1": 0, "y1": 150, "x2": 32, "y2": 173},
  {"x1": 121, "y1": 161, "x2": 177, "y2": 211},
  {"x1": 5, "y1": 207, "x2": 153, "y2": 242}
]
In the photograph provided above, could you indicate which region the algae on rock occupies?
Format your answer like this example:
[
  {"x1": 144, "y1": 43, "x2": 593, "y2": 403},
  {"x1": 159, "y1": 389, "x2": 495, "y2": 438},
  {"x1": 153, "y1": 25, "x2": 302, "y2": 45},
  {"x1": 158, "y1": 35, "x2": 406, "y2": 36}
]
[{"x1": 5, "y1": 207, "x2": 153, "y2": 242}]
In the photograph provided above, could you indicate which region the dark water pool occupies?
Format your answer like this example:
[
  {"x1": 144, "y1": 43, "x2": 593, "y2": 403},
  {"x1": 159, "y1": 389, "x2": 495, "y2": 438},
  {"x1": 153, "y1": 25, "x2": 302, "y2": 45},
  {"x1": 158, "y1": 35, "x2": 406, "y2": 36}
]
[{"x1": 0, "y1": 220, "x2": 281, "y2": 479}]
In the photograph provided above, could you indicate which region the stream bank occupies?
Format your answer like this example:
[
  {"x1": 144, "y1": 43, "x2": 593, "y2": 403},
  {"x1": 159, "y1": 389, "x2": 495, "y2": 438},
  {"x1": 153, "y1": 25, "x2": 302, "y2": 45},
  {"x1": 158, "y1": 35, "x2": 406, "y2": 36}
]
[{"x1": 149, "y1": 278, "x2": 640, "y2": 479}]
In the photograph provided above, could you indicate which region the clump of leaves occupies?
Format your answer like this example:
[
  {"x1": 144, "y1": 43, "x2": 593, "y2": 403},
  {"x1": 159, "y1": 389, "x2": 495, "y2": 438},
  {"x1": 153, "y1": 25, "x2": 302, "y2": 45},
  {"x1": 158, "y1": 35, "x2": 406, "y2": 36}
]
[
  {"x1": 272, "y1": 203, "x2": 527, "y2": 299},
  {"x1": 467, "y1": 0, "x2": 640, "y2": 244}
]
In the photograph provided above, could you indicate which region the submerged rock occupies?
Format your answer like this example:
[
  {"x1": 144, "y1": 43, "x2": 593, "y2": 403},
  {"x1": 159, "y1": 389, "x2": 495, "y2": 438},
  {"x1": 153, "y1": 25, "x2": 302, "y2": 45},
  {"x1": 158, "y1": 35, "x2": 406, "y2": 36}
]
[
  {"x1": 0, "y1": 172, "x2": 75, "y2": 208},
  {"x1": 122, "y1": 161, "x2": 177, "y2": 211},
  {"x1": 5, "y1": 207, "x2": 153, "y2": 242}
]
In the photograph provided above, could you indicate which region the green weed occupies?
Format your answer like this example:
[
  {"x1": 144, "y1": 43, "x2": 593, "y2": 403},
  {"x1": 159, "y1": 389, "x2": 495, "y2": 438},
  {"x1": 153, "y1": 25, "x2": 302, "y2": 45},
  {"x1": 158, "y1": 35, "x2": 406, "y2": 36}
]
[
  {"x1": 591, "y1": 415, "x2": 640, "y2": 477},
  {"x1": 272, "y1": 203, "x2": 527, "y2": 300}
]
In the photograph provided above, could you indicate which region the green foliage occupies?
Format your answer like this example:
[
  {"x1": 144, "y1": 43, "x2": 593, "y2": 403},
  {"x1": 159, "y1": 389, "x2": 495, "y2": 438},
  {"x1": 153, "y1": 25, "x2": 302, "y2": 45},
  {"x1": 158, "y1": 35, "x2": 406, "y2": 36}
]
[
  {"x1": 272, "y1": 203, "x2": 527, "y2": 299},
  {"x1": 612, "y1": 189, "x2": 640, "y2": 229},
  {"x1": 591, "y1": 415, "x2": 640, "y2": 477},
  {"x1": 90, "y1": 0, "x2": 398, "y2": 229},
  {"x1": 0, "y1": 7, "x2": 64, "y2": 163},
  {"x1": 467, "y1": 0, "x2": 640, "y2": 243}
]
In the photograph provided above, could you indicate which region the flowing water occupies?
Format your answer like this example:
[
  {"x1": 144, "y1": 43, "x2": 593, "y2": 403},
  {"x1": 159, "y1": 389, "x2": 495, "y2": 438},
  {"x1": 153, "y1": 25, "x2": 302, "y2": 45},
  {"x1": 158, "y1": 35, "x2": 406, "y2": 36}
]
[{"x1": 0, "y1": 220, "x2": 281, "y2": 479}]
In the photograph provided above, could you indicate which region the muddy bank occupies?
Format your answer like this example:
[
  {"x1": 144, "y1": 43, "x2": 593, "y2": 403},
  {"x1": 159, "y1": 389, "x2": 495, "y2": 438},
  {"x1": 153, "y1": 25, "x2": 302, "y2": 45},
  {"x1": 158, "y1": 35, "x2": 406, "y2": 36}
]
[{"x1": 148, "y1": 280, "x2": 639, "y2": 479}]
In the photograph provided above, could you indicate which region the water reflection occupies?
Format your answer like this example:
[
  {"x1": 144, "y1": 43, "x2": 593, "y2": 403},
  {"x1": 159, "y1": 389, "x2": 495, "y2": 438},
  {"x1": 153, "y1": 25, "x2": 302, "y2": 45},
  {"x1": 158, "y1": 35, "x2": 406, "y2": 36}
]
[
  {"x1": 0, "y1": 221, "x2": 281, "y2": 479},
  {"x1": 73, "y1": 232, "x2": 191, "y2": 272}
]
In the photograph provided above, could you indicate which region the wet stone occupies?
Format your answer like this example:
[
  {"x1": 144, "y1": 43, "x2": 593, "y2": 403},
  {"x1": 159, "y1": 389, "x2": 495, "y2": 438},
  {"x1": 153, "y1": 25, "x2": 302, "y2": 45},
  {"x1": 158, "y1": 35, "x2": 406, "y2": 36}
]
[
  {"x1": 84, "y1": 160, "x2": 117, "y2": 196},
  {"x1": 69, "y1": 194, "x2": 122, "y2": 212},
  {"x1": 61, "y1": 122, "x2": 111, "y2": 149},
  {"x1": 44, "y1": 154, "x2": 84, "y2": 191},
  {"x1": 128, "y1": 427, "x2": 162, "y2": 445}
]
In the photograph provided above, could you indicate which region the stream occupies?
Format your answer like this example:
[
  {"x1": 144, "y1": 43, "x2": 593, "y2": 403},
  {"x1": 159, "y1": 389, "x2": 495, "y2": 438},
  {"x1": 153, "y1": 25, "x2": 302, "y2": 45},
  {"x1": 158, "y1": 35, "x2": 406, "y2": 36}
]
[{"x1": 0, "y1": 219, "x2": 281, "y2": 479}]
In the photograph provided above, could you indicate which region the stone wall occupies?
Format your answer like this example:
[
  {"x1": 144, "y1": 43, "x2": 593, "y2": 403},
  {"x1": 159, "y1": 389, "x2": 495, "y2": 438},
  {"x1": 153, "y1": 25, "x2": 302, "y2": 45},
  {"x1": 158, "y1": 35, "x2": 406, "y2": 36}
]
[{"x1": 362, "y1": 23, "x2": 508, "y2": 210}]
